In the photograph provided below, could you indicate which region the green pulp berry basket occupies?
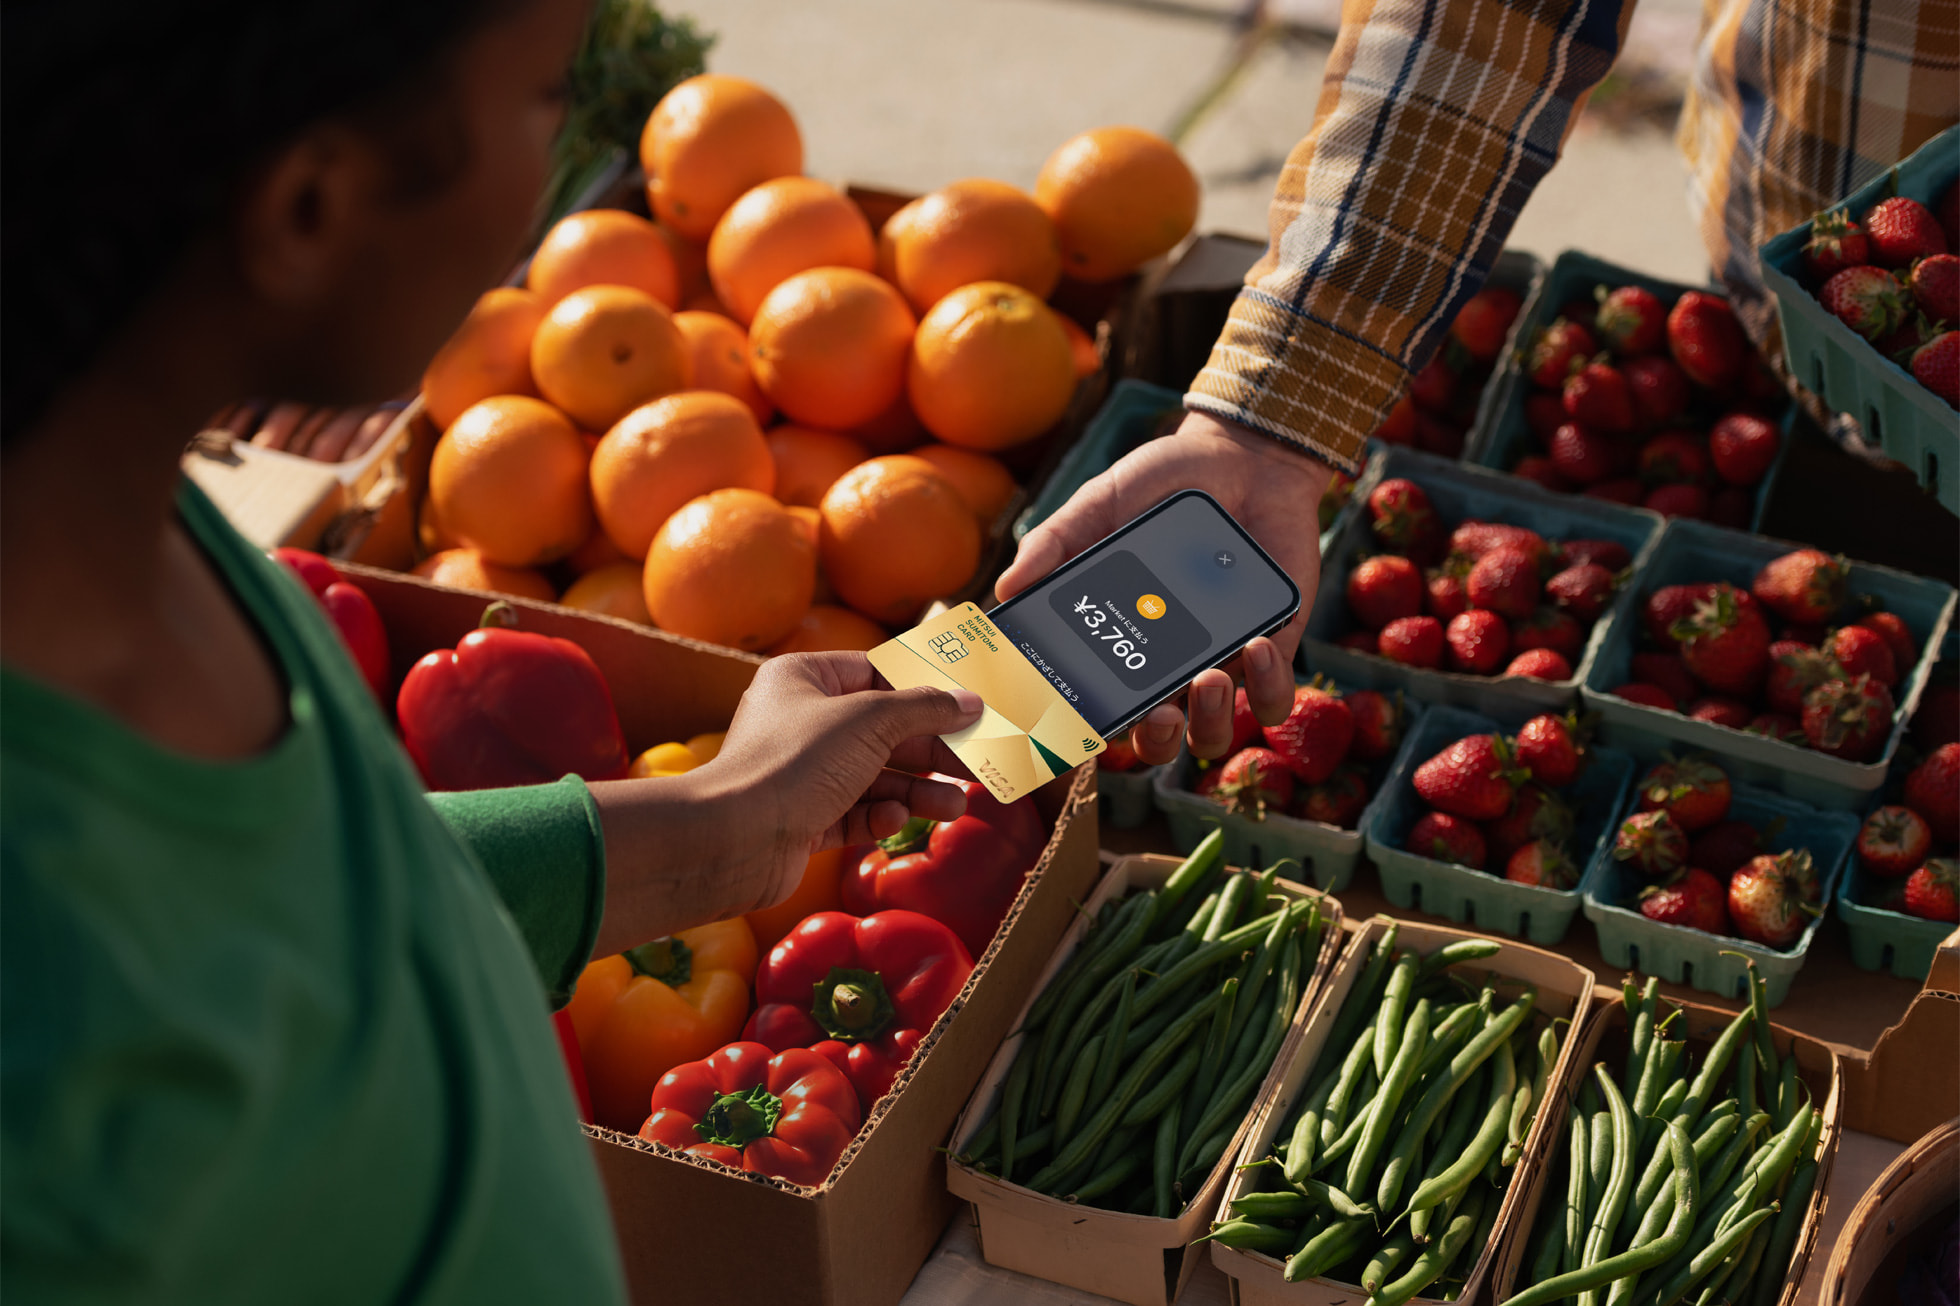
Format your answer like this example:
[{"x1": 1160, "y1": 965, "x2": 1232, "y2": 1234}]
[
  {"x1": 1466, "y1": 249, "x2": 1794, "y2": 532},
  {"x1": 1579, "y1": 766, "x2": 1859, "y2": 1006},
  {"x1": 1834, "y1": 858, "x2": 1952, "y2": 981},
  {"x1": 1363, "y1": 703, "x2": 1634, "y2": 945},
  {"x1": 1150, "y1": 684, "x2": 1428, "y2": 893},
  {"x1": 1758, "y1": 124, "x2": 1960, "y2": 512},
  {"x1": 1303, "y1": 444, "x2": 1666, "y2": 718},
  {"x1": 1579, "y1": 516, "x2": 1956, "y2": 810}
]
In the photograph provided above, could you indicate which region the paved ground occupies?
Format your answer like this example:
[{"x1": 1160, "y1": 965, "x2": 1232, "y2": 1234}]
[{"x1": 675, "y1": 0, "x2": 1712, "y2": 283}]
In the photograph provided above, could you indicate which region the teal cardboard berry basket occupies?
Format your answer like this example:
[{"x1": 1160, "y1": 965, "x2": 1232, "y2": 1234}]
[
  {"x1": 1579, "y1": 516, "x2": 1956, "y2": 810},
  {"x1": 1363, "y1": 703, "x2": 1634, "y2": 946},
  {"x1": 1758, "y1": 124, "x2": 1960, "y2": 513},
  {"x1": 1834, "y1": 858, "x2": 1952, "y2": 981}
]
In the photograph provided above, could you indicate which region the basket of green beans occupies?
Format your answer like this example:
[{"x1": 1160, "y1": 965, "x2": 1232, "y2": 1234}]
[
  {"x1": 1493, "y1": 965, "x2": 1839, "y2": 1306},
  {"x1": 1208, "y1": 918, "x2": 1596, "y2": 1306},
  {"x1": 946, "y1": 831, "x2": 1344, "y2": 1306}
]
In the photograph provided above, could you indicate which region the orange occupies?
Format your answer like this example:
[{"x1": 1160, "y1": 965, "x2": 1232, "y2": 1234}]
[
  {"x1": 910, "y1": 443, "x2": 1016, "y2": 524},
  {"x1": 1034, "y1": 127, "x2": 1199, "y2": 282},
  {"x1": 412, "y1": 547, "x2": 557, "y2": 602},
  {"x1": 564, "y1": 522, "x2": 633, "y2": 574},
  {"x1": 655, "y1": 222, "x2": 712, "y2": 304},
  {"x1": 768, "y1": 604, "x2": 889, "y2": 655},
  {"x1": 527, "y1": 208, "x2": 681, "y2": 309},
  {"x1": 683, "y1": 287, "x2": 737, "y2": 318},
  {"x1": 749, "y1": 268, "x2": 916, "y2": 431},
  {"x1": 628, "y1": 742, "x2": 702, "y2": 778},
  {"x1": 850, "y1": 392, "x2": 927, "y2": 454},
  {"x1": 428, "y1": 395, "x2": 592, "y2": 566},
  {"x1": 421, "y1": 287, "x2": 547, "y2": 432},
  {"x1": 819, "y1": 456, "x2": 980, "y2": 624},
  {"x1": 877, "y1": 179, "x2": 1063, "y2": 314},
  {"x1": 641, "y1": 75, "x2": 803, "y2": 242},
  {"x1": 907, "y1": 281, "x2": 1076, "y2": 451},
  {"x1": 782, "y1": 505, "x2": 838, "y2": 604},
  {"x1": 707, "y1": 177, "x2": 877, "y2": 325},
  {"x1": 685, "y1": 731, "x2": 726, "y2": 762},
  {"x1": 530, "y1": 284, "x2": 691, "y2": 433},
  {"x1": 417, "y1": 495, "x2": 457, "y2": 555},
  {"x1": 559, "y1": 561, "x2": 654, "y2": 625},
  {"x1": 1058, "y1": 313, "x2": 1100, "y2": 378},
  {"x1": 673, "y1": 310, "x2": 773, "y2": 425},
  {"x1": 767, "y1": 425, "x2": 867, "y2": 508},
  {"x1": 589, "y1": 390, "x2": 774, "y2": 559},
  {"x1": 642, "y1": 488, "x2": 816, "y2": 651},
  {"x1": 745, "y1": 849, "x2": 844, "y2": 952}
]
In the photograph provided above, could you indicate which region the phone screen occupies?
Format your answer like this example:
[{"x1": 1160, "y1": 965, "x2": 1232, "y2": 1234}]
[{"x1": 987, "y1": 490, "x2": 1299, "y2": 739}]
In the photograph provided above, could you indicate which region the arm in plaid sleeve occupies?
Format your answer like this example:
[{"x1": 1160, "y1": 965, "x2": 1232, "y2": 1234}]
[{"x1": 1188, "y1": 0, "x2": 1636, "y2": 472}]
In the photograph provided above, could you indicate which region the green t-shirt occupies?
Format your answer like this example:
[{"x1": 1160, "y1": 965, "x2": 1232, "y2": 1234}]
[{"x1": 1, "y1": 483, "x2": 628, "y2": 1303}]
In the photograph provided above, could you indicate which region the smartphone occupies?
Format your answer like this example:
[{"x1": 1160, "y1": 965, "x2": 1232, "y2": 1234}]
[{"x1": 986, "y1": 489, "x2": 1300, "y2": 740}]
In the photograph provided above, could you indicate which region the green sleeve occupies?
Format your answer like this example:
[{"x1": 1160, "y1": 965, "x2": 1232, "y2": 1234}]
[{"x1": 426, "y1": 776, "x2": 606, "y2": 1009}]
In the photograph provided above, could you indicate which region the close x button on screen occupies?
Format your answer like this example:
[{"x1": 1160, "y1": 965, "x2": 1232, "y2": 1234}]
[{"x1": 1047, "y1": 549, "x2": 1207, "y2": 691}]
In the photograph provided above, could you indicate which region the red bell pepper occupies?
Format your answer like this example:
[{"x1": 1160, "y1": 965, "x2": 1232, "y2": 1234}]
[
  {"x1": 840, "y1": 776, "x2": 1047, "y2": 957},
  {"x1": 551, "y1": 1009, "x2": 593, "y2": 1123},
  {"x1": 638, "y1": 1042, "x2": 860, "y2": 1187},
  {"x1": 395, "y1": 601, "x2": 630, "y2": 791},
  {"x1": 743, "y1": 910, "x2": 973, "y2": 1110},
  {"x1": 270, "y1": 547, "x2": 390, "y2": 698}
]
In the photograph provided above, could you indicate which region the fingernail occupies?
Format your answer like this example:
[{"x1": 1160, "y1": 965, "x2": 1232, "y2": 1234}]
[
  {"x1": 1246, "y1": 641, "x2": 1275, "y2": 674},
  {"x1": 950, "y1": 688, "x2": 984, "y2": 716},
  {"x1": 1196, "y1": 682, "x2": 1227, "y2": 715},
  {"x1": 1146, "y1": 718, "x2": 1180, "y2": 745}
]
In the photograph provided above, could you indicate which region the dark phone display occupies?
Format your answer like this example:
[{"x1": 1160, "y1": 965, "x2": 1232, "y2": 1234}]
[{"x1": 988, "y1": 492, "x2": 1297, "y2": 738}]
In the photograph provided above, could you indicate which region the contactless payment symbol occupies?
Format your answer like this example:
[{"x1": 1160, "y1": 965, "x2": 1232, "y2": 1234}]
[
  {"x1": 928, "y1": 630, "x2": 968, "y2": 664},
  {"x1": 1137, "y1": 593, "x2": 1166, "y2": 619}
]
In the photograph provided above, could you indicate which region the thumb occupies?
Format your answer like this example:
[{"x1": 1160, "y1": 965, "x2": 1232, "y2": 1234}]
[{"x1": 862, "y1": 684, "x2": 985, "y2": 749}]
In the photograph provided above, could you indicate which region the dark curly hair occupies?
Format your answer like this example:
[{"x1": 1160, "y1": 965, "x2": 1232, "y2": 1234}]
[{"x1": 1, "y1": 0, "x2": 526, "y2": 440}]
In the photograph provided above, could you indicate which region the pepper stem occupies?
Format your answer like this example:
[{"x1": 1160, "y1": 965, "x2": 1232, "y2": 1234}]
[
  {"x1": 694, "y1": 1084, "x2": 782, "y2": 1150},
  {"x1": 811, "y1": 966, "x2": 896, "y2": 1043},
  {"x1": 479, "y1": 600, "x2": 520, "y2": 630},
  {"x1": 624, "y1": 935, "x2": 693, "y2": 987},
  {"x1": 877, "y1": 816, "x2": 937, "y2": 858}
]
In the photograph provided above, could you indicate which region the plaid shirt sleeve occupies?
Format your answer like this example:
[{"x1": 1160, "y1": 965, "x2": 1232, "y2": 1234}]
[{"x1": 1187, "y1": 0, "x2": 1635, "y2": 473}]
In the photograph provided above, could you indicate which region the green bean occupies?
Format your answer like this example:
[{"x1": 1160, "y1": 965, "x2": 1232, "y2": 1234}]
[
  {"x1": 1773, "y1": 1052, "x2": 1801, "y2": 1130},
  {"x1": 1529, "y1": 1206, "x2": 1567, "y2": 1289},
  {"x1": 1362, "y1": 1229, "x2": 1417, "y2": 1294},
  {"x1": 1320, "y1": 1017, "x2": 1378, "y2": 1150},
  {"x1": 1407, "y1": 1060, "x2": 1486, "y2": 1226},
  {"x1": 1744, "y1": 1157, "x2": 1818, "y2": 1306},
  {"x1": 998, "y1": 1044, "x2": 1032, "y2": 1183},
  {"x1": 1627, "y1": 1104, "x2": 1738, "y2": 1244},
  {"x1": 1375, "y1": 952, "x2": 1420, "y2": 1078},
  {"x1": 1605, "y1": 1177, "x2": 1678, "y2": 1306},
  {"x1": 1417, "y1": 938, "x2": 1502, "y2": 979},
  {"x1": 1033, "y1": 895, "x2": 1155, "y2": 1109},
  {"x1": 1624, "y1": 977, "x2": 1661, "y2": 1104},
  {"x1": 1721, "y1": 1216, "x2": 1776, "y2": 1306},
  {"x1": 1505, "y1": 1024, "x2": 1559, "y2": 1167},
  {"x1": 1379, "y1": 990, "x2": 1536, "y2": 1211},
  {"x1": 1697, "y1": 1111, "x2": 1771, "y2": 1218},
  {"x1": 1347, "y1": 997, "x2": 1431, "y2": 1198},
  {"x1": 1316, "y1": 1063, "x2": 1379, "y2": 1171},
  {"x1": 1324, "y1": 922, "x2": 1399, "y2": 1059},
  {"x1": 1182, "y1": 973, "x2": 1242, "y2": 1127},
  {"x1": 1680, "y1": 1005, "x2": 1753, "y2": 1134},
  {"x1": 1231, "y1": 1189, "x2": 1315, "y2": 1220},
  {"x1": 1146, "y1": 827, "x2": 1225, "y2": 934},
  {"x1": 1563, "y1": 1107, "x2": 1591, "y2": 1277},
  {"x1": 1206, "y1": 871, "x2": 1252, "y2": 942},
  {"x1": 1460, "y1": 1180, "x2": 1503, "y2": 1278},
  {"x1": 1180, "y1": 1123, "x2": 1235, "y2": 1189},
  {"x1": 1585, "y1": 1109, "x2": 1614, "y2": 1251},
  {"x1": 1132, "y1": 903, "x2": 1302, "y2": 1022},
  {"x1": 1087, "y1": 968, "x2": 1136, "y2": 1109},
  {"x1": 1408, "y1": 1039, "x2": 1517, "y2": 1216},
  {"x1": 1748, "y1": 961, "x2": 1776, "y2": 1081},
  {"x1": 1284, "y1": 1215, "x2": 1371, "y2": 1283},
  {"x1": 1054, "y1": 1032, "x2": 1101, "y2": 1145},
  {"x1": 1581, "y1": 1066, "x2": 1637, "y2": 1303},
  {"x1": 1735, "y1": 1027, "x2": 1758, "y2": 1119},
  {"x1": 1646, "y1": 1204, "x2": 1779, "y2": 1306},
  {"x1": 1120, "y1": 1040, "x2": 1202, "y2": 1128},
  {"x1": 1283, "y1": 1175, "x2": 1372, "y2": 1219},
  {"x1": 1092, "y1": 1121, "x2": 1143, "y2": 1174},
  {"x1": 1153, "y1": 1101, "x2": 1181, "y2": 1218},
  {"x1": 1183, "y1": 889, "x2": 1222, "y2": 940},
  {"x1": 1375, "y1": 1185, "x2": 1485, "y2": 1306},
  {"x1": 1283, "y1": 1064, "x2": 1338, "y2": 1186},
  {"x1": 1193, "y1": 1216, "x2": 1293, "y2": 1251},
  {"x1": 1632, "y1": 1037, "x2": 1683, "y2": 1151},
  {"x1": 1018, "y1": 900, "x2": 1115, "y2": 1034},
  {"x1": 1181, "y1": 937, "x2": 1302, "y2": 1171},
  {"x1": 1223, "y1": 905, "x2": 1299, "y2": 1069},
  {"x1": 1065, "y1": 1148, "x2": 1145, "y2": 1202},
  {"x1": 1413, "y1": 1001, "x2": 1484, "y2": 1080}
]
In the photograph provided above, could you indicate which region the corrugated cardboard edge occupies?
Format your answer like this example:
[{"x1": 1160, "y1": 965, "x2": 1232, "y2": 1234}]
[
  {"x1": 1818, "y1": 1117, "x2": 1959, "y2": 1306},
  {"x1": 1839, "y1": 985, "x2": 1960, "y2": 1145},
  {"x1": 1211, "y1": 914, "x2": 1599, "y2": 1306},
  {"x1": 1488, "y1": 987, "x2": 1844, "y2": 1306},
  {"x1": 944, "y1": 854, "x2": 1347, "y2": 1306}
]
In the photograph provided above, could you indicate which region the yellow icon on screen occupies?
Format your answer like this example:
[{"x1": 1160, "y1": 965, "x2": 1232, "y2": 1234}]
[{"x1": 1137, "y1": 593, "x2": 1167, "y2": 619}]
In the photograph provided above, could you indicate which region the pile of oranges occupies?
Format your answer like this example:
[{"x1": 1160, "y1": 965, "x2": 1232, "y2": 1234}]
[{"x1": 414, "y1": 74, "x2": 1198, "y2": 654}]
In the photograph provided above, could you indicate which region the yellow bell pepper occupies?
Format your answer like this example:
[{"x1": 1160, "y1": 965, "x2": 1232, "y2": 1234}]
[{"x1": 565, "y1": 917, "x2": 759, "y2": 1132}]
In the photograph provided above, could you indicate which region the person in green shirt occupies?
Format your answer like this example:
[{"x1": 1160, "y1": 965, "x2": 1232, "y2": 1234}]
[{"x1": 0, "y1": 1, "x2": 986, "y2": 1300}]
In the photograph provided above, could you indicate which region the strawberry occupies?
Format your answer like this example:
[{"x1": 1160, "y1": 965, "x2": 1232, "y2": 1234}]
[
  {"x1": 1858, "y1": 805, "x2": 1934, "y2": 878},
  {"x1": 1513, "y1": 455, "x2": 1568, "y2": 492},
  {"x1": 1800, "y1": 675, "x2": 1896, "y2": 761},
  {"x1": 1687, "y1": 696, "x2": 1753, "y2": 729},
  {"x1": 1367, "y1": 478, "x2": 1437, "y2": 554},
  {"x1": 1873, "y1": 312, "x2": 1937, "y2": 365},
  {"x1": 1689, "y1": 819, "x2": 1771, "y2": 877},
  {"x1": 1855, "y1": 611, "x2": 1918, "y2": 670},
  {"x1": 1639, "y1": 867, "x2": 1732, "y2": 934},
  {"x1": 1506, "y1": 840, "x2": 1577, "y2": 889},
  {"x1": 1865, "y1": 196, "x2": 1946, "y2": 269},
  {"x1": 1802, "y1": 208, "x2": 1870, "y2": 280},
  {"x1": 1765, "y1": 640, "x2": 1831, "y2": 715},
  {"x1": 1451, "y1": 286, "x2": 1523, "y2": 363},
  {"x1": 1614, "y1": 810, "x2": 1688, "y2": 879},
  {"x1": 1728, "y1": 850, "x2": 1820, "y2": 948},
  {"x1": 1607, "y1": 674, "x2": 1669, "y2": 705},
  {"x1": 1667, "y1": 291, "x2": 1746, "y2": 389},
  {"x1": 1637, "y1": 754, "x2": 1733, "y2": 831},
  {"x1": 1637, "y1": 430, "x2": 1709, "y2": 485},
  {"x1": 1408, "y1": 809, "x2": 1487, "y2": 868},
  {"x1": 1904, "y1": 743, "x2": 1960, "y2": 842},
  {"x1": 1344, "y1": 689, "x2": 1405, "y2": 762},
  {"x1": 1594, "y1": 284, "x2": 1667, "y2": 356},
  {"x1": 1227, "y1": 686, "x2": 1261, "y2": 754},
  {"x1": 1207, "y1": 747, "x2": 1295, "y2": 819},
  {"x1": 1449, "y1": 521, "x2": 1552, "y2": 565},
  {"x1": 1513, "y1": 713, "x2": 1581, "y2": 786},
  {"x1": 1413, "y1": 733, "x2": 1528, "y2": 821},
  {"x1": 1264, "y1": 680, "x2": 1354, "y2": 783},
  {"x1": 1828, "y1": 623, "x2": 1899, "y2": 687},
  {"x1": 1564, "y1": 360, "x2": 1635, "y2": 431},
  {"x1": 1545, "y1": 563, "x2": 1616, "y2": 622},
  {"x1": 1347, "y1": 554, "x2": 1425, "y2": 630},
  {"x1": 1910, "y1": 253, "x2": 1960, "y2": 323},
  {"x1": 1425, "y1": 563, "x2": 1470, "y2": 622},
  {"x1": 1913, "y1": 681, "x2": 1960, "y2": 750},
  {"x1": 1378, "y1": 615, "x2": 1445, "y2": 668},
  {"x1": 1295, "y1": 766, "x2": 1371, "y2": 828},
  {"x1": 1550, "y1": 422, "x2": 1616, "y2": 484},
  {"x1": 1706, "y1": 486, "x2": 1753, "y2": 529},
  {"x1": 1467, "y1": 546, "x2": 1542, "y2": 619},
  {"x1": 1375, "y1": 393, "x2": 1418, "y2": 444},
  {"x1": 1708, "y1": 412, "x2": 1781, "y2": 487},
  {"x1": 1526, "y1": 318, "x2": 1596, "y2": 389},
  {"x1": 1559, "y1": 538, "x2": 1632, "y2": 572},
  {"x1": 1486, "y1": 783, "x2": 1575, "y2": 863},
  {"x1": 1098, "y1": 737, "x2": 1142, "y2": 772},
  {"x1": 1408, "y1": 349, "x2": 1460, "y2": 413},
  {"x1": 1623, "y1": 355, "x2": 1692, "y2": 426},
  {"x1": 1512, "y1": 606, "x2": 1586, "y2": 662},
  {"x1": 1584, "y1": 477, "x2": 1645, "y2": 505},
  {"x1": 1818, "y1": 265, "x2": 1907, "y2": 341},
  {"x1": 1746, "y1": 712, "x2": 1806, "y2": 743},
  {"x1": 1673, "y1": 583, "x2": 1773, "y2": 697},
  {"x1": 1753, "y1": 550, "x2": 1847, "y2": 625},
  {"x1": 1911, "y1": 332, "x2": 1959, "y2": 407},
  {"x1": 1646, "y1": 582, "x2": 1718, "y2": 646},
  {"x1": 1525, "y1": 393, "x2": 1569, "y2": 446},
  {"x1": 1903, "y1": 860, "x2": 1960, "y2": 923},
  {"x1": 1508, "y1": 649, "x2": 1573, "y2": 680},
  {"x1": 1446, "y1": 609, "x2": 1512, "y2": 675},
  {"x1": 1644, "y1": 482, "x2": 1710, "y2": 519},
  {"x1": 1630, "y1": 651, "x2": 1698, "y2": 708}
]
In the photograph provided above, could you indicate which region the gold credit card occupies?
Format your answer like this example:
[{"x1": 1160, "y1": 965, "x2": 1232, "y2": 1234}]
[{"x1": 869, "y1": 602, "x2": 1105, "y2": 803}]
